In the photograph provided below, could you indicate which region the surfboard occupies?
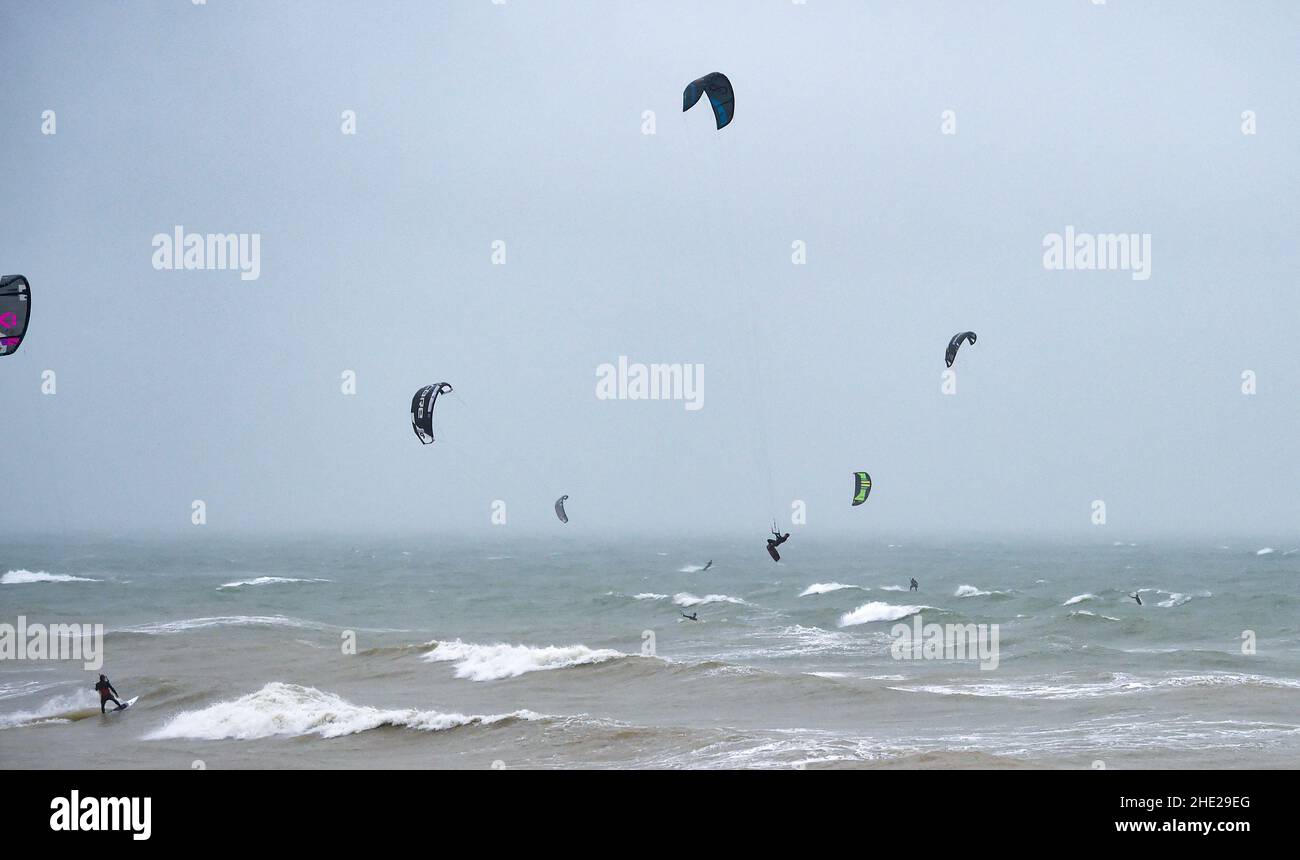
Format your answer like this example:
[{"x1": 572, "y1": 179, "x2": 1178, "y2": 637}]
[{"x1": 111, "y1": 696, "x2": 139, "y2": 713}]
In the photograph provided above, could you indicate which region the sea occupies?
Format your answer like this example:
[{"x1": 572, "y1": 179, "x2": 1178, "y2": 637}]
[{"x1": 2, "y1": 535, "x2": 1298, "y2": 769}]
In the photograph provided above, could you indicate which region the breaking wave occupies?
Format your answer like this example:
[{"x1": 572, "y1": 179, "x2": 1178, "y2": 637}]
[
  {"x1": 422, "y1": 639, "x2": 626, "y2": 682},
  {"x1": 838, "y1": 602, "x2": 929, "y2": 627},
  {"x1": 2, "y1": 570, "x2": 100, "y2": 585},
  {"x1": 143, "y1": 682, "x2": 543, "y2": 740}
]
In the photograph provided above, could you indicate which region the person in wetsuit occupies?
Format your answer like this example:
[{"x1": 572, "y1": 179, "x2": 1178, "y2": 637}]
[
  {"x1": 681, "y1": 612, "x2": 699, "y2": 621},
  {"x1": 94, "y1": 674, "x2": 124, "y2": 713},
  {"x1": 702, "y1": 560, "x2": 713, "y2": 572},
  {"x1": 766, "y1": 525, "x2": 790, "y2": 562},
  {"x1": 1130, "y1": 592, "x2": 1142, "y2": 606},
  {"x1": 910, "y1": 578, "x2": 919, "y2": 592}
]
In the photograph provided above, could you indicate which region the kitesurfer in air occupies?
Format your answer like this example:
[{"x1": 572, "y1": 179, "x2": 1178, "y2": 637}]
[
  {"x1": 94, "y1": 674, "x2": 125, "y2": 713},
  {"x1": 681, "y1": 612, "x2": 699, "y2": 621},
  {"x1": 1130, "y1": 592, "x2": 1142, "y2": 606},
  {"x1": 910, "y1": 578, "x2": 919, "y2": 592},
  {"x1": 766, "y1": 524, "x2": 790, "y2": 562}
]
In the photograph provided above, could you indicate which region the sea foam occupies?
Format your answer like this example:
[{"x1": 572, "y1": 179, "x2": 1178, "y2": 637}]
[
  {"x1": 799, "y1": 582, "x2": 861, "y2": 597},
  {"x1": 673, "y1": 592, "x2": 749, "y2": 608},
  {"x1": 2, "y1": 570, "x2": 100, "y2": 584},
  {"x1": 144, "y1": 682, "x2": 540, "y2": 740},
  {"x1": 423, "y1": 639, "x2": 625, "y2": 682},
  {"x1": 217, "y1": 576, "x2": 330, "y2": 589},
  {"x1": 838, "y1": 601, "x2": 928, "y2": 627},
  {"x1": 119, "y1": 615, "x2": 324, "y2": 635}
]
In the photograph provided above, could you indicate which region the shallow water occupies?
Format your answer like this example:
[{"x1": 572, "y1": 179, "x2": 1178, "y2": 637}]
[{"x1": 2, "y1": 536, "x2": 1297, "y2": 769}]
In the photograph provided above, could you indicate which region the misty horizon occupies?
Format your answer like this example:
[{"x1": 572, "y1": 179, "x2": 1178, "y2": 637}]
[{"x1": 3, "y1": 1, "x2": 1298, "y2": 540}]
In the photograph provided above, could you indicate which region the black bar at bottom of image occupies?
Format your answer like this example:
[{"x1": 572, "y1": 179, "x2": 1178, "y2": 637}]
[{"x1": 8, "y1": 768, "x2": 1282, "y2": 845}]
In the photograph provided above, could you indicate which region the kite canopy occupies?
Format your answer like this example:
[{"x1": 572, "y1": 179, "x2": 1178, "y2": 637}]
[
  {"x1": 0, "y1": 275, "x2": 31, "y2": 356},
  {"x1": 554, "y1": 495, "x2": 569, "y2": 524},
  {"x1": 945, "y1": 331, "x2": 977, "y2": 368},
  {"x1": 683, "y1": 72, "x2": 734, "y2": 130},
  {"x1": 852, "y1": 472, "x2": 872, "y2": 506},
  {"x1": 411, "y1": 383, "x2": 453, "y2": 445}
]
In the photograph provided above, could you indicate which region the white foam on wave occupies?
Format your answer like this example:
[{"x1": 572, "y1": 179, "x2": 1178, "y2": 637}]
[
  {"x1": 143, "y1": 682, "x2": 542, "y2": 740},
  {"x1": 1069, "y1": 610, "x2": 1121, "y2": 621},
  {"x1": 673, "y1": 592, "x2": 748, "y2": 608},
  {"x1": 217, "y1": 576, "x2": 331, "y2": 589},
  {"x1": 744, "y1": 625, "x2": 873, "y2": 659},
  {"x1": 838, "y1": 601, "x2": 928, "y2": 627},
  {"x1": 2, "y1": 570, "x2": 100, "y2": 585},
  {"x1": 1063, "y1": 593, "x2": 1096, "y2": 606},
  {"x1": 633, "y1": 592, "x2": 668, "y2": 601},
  {"x1": 423, "y1": 639, "x2": 625, "y2": 682},
  {"x1": 0, "y1": 690, "x2": 101, "y2": 730},
  {"x1": 896, "y1": 672, "x2": 1300, "y2": 701},
  {"x1": 678, "y1": 564, "x2": 707, "y2": 573},
  {"x1": 1156, "y1": 590, "x2": 1211, "y2": 608},
  {"x1": 879, "y1": 585, "x2": 908, "y2": 592},
  {"x1": 799, "y1": 582, "x2": 861, "y2": 597},
  {"x1": 1256, "y1": 547, "x2": 1275, "y2": 556},
  {"x1": 953, "y1": 584, "x2": 991, "y2": 598},
  {"x1": 0, "y1": 680, "x2": 56, "y2": 701},
  {"x1": 119, "y1": 615, "x2": 324, "y2": 635}
]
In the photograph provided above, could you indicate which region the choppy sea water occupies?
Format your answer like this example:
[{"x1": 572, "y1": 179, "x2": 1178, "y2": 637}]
[{"x1": 2, "y1": 536, "x2": 1298, "y2": 769}]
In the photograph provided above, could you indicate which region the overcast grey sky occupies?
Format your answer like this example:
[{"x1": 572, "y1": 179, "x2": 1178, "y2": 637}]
[{"x1": 2, "y1": 1, "x2": 1298, "y2": 539}]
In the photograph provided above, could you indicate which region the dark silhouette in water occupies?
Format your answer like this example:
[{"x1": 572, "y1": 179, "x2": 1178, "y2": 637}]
[
  {"x1": 681, "y1": 612, "x2": 699, "y2": 621},
  {"x1": 1130, "y1": 592, "x2": 1142, "y2": 605},
  {"x1": 94, "y1": 674, "x2": 125, "y2": 713},
  {"x1": 702, "y1": 560, "x2": 713, "y2": 572},
  {"x1": 766, "y1": 525, "x2": 790, "y2": 562},
  {"x1": 910, "y1": 578, "x2": 919, "y2": 592}
]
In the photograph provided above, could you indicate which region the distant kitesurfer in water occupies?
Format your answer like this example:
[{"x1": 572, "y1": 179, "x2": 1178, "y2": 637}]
[
  {"x1": 1130, "y1": 592, "x2": 1142, "y2": 605},
  {"x1": 910, "y1": 578, "x2": 919, "y2": 592},
  {"x1": 703, "y1": 560, "x2": 713, "y2": 572},
  {"x1": 766, "y1": 524, "x2": 790, "y2": 562},
  {"x1": 94, "y1": 674, "x2": 124, "y2": 713},
  {"x1": 681, "y1": 612, "x2": 699, "y2": 621}
]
